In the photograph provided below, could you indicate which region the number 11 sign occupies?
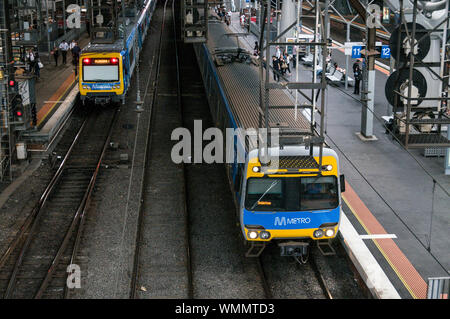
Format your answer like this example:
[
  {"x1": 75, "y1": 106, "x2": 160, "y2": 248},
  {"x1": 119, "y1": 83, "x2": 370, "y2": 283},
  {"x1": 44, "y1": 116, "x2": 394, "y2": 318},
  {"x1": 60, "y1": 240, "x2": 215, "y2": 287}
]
[{"x1": 352, "y1": 46, "x2": 362, "y2": 59}]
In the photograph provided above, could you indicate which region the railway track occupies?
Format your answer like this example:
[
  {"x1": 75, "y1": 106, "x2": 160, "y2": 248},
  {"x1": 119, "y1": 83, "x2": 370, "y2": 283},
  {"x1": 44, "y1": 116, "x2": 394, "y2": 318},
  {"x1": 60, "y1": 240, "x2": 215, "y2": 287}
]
[
  {"x1": 257, "y1": 251, "x2": 334, "y2": 299},
  {"x1": 0, "y1": 107, "x2": 118, "y2": 299},
  {"x1": 130, "y1": 0, "x2": 194, "y2": 299}
]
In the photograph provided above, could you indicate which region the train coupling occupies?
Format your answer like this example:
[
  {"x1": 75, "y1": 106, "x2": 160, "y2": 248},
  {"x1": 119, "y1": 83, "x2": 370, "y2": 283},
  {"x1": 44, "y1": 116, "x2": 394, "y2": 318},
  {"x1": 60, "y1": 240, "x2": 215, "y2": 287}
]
[
  {"x1": 95, "y1": 97, "x2": 111, "y2": 105},
  {"x1": 278, "y1": 241, "x2": 309, "y2": 257}
]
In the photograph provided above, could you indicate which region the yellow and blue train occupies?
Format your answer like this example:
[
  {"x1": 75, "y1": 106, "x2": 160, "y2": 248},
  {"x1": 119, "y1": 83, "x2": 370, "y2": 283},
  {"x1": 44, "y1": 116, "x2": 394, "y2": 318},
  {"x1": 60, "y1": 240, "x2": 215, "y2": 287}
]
[
  {"x1": 194, "y1": 20, "x2": 346, "y2": 258},
  {"x1": 79, "y1": 0, "x2": 156, "y2": 105}
]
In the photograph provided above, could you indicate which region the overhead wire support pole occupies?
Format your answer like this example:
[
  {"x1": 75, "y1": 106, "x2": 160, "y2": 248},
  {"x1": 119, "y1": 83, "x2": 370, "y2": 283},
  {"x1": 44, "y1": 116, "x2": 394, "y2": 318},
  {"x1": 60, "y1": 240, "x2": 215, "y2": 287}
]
[
  {"x1": 359, "y1": 0, "x2": 376, "y2": 139},
  {"x1": 295, "y1": 0, "x2": 301, "y2": 121},
  {"x1": 319, "y1": 0, "x2": 329, "y2": 170},
  {"x1": 405, "y1": 0, "x2": 419, "y2": 149},
  {"x1": 258, "y1": 3, "x2": 267, "y2": 130},
  {"x1": 265, "y1": 0, "x2": 270, "y2": 132},
  {"x1": 311, "y1": 0, "x2": 320, "y2": 132}
]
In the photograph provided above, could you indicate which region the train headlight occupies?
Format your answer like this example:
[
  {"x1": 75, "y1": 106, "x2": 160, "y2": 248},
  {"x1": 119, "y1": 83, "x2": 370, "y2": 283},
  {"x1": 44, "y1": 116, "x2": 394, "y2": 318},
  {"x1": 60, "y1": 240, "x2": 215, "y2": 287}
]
[
  {"x1": 260, "y1": 231, "x2": 271, "y2": 239},
  {"x1": 325, "y1": 229, "x2": 334, "y2": 237},
  {"x1": 313, "y1": 229, "x2": 324, "y2": 238},
  {"x1": 322, "y1": 165, "x2": 333, "y2": 171},
  {"x1": 252, "y1": 166, "x2": 260, "y2": 173},
  {"x1": 248, "y1": 231, "x2": 258, "y2": 239}
]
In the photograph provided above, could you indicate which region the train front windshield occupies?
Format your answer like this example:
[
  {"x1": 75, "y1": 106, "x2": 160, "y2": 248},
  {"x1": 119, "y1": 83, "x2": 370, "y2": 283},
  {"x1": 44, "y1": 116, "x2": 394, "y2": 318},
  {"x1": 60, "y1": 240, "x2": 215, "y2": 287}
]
[
  {"x1": 245, "y1": 176, "x2": 339, "y2": 211},
  {"x1": 83, "y1": 65, "x2": 119, "y2": 82}
]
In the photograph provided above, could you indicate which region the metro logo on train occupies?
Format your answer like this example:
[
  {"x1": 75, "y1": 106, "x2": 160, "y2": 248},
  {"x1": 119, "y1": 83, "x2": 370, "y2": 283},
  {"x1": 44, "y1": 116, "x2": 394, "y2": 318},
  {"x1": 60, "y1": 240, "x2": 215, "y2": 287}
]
[{"x1": 274, "y1": 217, "x2": 311, "y2": 226}]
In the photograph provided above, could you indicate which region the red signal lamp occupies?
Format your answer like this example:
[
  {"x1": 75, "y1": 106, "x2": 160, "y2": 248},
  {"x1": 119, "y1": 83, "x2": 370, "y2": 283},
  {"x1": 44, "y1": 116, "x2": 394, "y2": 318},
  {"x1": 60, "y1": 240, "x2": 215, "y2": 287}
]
[
  {"x1": 9, "y1": 80, "x2": 15, "y2": 87},
  {"x1": 15, "y1": 110, "x2": 23, "y2": 117}
]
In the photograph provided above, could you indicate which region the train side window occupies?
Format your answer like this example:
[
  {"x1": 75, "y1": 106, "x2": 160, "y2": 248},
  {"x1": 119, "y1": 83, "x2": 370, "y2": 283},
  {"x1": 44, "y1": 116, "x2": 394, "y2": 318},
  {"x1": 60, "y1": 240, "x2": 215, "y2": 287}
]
[
  {"x1": 124, "y1": 56, "x2": 128, "y2": 75},
  {"x1": 128, "y1": 46, "x2": 135, "y2": 67},
  {"x1": 235, "y1": 164, "x2": 243, "y2": 192}
]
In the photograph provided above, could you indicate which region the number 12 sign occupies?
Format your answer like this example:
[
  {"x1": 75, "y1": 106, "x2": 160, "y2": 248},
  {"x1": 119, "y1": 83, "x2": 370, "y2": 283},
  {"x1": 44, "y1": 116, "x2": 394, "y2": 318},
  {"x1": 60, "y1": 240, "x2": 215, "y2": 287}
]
[{"x1": 381, "y1": 45, "x2": 391, "y2": 59}]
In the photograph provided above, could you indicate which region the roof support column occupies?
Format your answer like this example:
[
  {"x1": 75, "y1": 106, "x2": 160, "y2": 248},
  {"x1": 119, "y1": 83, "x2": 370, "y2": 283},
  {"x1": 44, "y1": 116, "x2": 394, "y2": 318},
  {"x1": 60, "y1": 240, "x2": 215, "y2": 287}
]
[{"x1": 280, "y1": 0, "x2": 297, "y2": 41}]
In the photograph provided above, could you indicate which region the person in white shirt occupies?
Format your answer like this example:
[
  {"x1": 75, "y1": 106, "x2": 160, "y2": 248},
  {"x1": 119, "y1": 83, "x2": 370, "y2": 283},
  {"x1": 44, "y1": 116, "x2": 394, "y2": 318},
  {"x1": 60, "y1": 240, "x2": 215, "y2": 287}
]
[
  {"x1": 275, "y1": 46, "x2": 281, "y2": 59},
  {"x1": 26, "y1": 48, "x2": 35, "y2": 73},
  {"x1": 59, "y1": 40, "x2": 69, "y2": 65},
  {"x1": 70, "y1": 40, "x2": 76, "y2": 53},
  {"x1": 292, "y1": 45, "x2": 297, "y2": 68}
]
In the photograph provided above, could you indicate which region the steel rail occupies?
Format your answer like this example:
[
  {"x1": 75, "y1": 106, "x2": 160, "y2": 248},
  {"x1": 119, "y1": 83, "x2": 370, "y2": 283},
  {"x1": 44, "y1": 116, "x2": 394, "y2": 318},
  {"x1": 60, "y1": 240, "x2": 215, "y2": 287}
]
[
  {"x1": 3, "y1": 114, "x2": 90, "y2": 299},
  {"x1": 35, "y1": 108, "x2": 119, "y2": 299},
  {"x1": 309, "y1": 253, "x2": 333, "y2": 299},
  {"x1": 129, "y1": 0, "x2": 171, "y2": 299},
  {"x1": 256, "y1": 257, "x2": 273, "y2": 299},
  {"x1": 0, "y1": 114, "x2": 88, "y2": 274}
]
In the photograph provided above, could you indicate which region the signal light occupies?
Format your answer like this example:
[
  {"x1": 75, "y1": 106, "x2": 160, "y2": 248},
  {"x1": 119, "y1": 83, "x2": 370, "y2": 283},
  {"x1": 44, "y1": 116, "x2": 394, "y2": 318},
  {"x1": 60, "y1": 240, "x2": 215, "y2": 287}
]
[
  {"x1": 15, "y1": 110, "x2": 23, "y2": 117},
  {"x1": 9, "y1": 80, "x2": 15, "y2": 87}
]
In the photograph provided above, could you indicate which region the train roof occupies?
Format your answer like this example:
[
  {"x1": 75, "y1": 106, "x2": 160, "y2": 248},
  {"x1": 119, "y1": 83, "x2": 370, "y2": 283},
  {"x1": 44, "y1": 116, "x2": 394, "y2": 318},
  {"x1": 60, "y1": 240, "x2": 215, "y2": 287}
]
[
  {"x1": 82, "y1": 41, "x2": 124, "y2": 53},
  {"x1": 204, "y1": 21, "x2": 314, "y2": 151},
  {"x1": 82, "y1": 2, "x2": 152, "y2": 54}
]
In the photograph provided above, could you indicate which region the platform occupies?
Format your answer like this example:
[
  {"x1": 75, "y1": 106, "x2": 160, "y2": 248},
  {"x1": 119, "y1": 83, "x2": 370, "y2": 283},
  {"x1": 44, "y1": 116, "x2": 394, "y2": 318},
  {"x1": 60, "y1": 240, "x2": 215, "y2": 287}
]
[
  {"x1": 23, "y1": 33, "x2": 90, "y2": 149},
  {"x1": 227, "y1": 11, "x2": 450, "y2": 299}
]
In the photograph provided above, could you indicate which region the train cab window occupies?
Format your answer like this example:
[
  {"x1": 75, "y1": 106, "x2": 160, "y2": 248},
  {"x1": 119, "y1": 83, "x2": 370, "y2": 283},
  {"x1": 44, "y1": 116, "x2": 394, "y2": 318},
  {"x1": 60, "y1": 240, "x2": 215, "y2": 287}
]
[
  {"x1": 245, "y1": 178, "x2": 284, "y2": 211},
  {"x1": 245, "y1": 176, "x2": 339, "y2": 212},
  {"x1": 299, "y1": 176, "x2": 338, "y2": 210},
  {"x1": 82, "y1": 58, "x2": 119, "y2": 82}
]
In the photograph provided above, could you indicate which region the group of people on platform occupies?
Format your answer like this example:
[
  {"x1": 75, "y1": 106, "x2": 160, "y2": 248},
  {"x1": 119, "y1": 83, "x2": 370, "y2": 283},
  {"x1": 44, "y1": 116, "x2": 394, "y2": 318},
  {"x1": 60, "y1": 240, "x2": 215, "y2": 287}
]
[
  {"x1": 50, "y1": 39, "x2": 81, "y2": 75},
  {"x1": 268, "y1": 44, "x2": 362, "y2": 94},
  {"x1": 25, "y1": 47, "x2": 41, "y2": 79},
  {"x1": 24, "y1": 39, "x2": 82, "y2": 80},
  {"x1": 215, "y1": 6, "x2": 232, "y2": 26},
  {"x1": 270, "y1": 46, "x2": 296, "y2": 82}
]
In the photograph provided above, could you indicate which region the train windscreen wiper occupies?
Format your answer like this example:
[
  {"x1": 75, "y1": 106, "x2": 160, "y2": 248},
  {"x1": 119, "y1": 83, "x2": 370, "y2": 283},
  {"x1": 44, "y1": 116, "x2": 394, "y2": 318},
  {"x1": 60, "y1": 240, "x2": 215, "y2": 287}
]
[{"x1": 250, "y1": 180, "x2": 280, "y2": 210}]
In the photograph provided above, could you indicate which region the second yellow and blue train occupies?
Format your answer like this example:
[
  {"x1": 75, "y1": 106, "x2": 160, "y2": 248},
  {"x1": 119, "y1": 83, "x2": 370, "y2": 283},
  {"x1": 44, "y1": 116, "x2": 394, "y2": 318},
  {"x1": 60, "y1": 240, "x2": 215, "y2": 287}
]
[{"x1": 79, "y1": 0, "x2": 156, "y2": 105}]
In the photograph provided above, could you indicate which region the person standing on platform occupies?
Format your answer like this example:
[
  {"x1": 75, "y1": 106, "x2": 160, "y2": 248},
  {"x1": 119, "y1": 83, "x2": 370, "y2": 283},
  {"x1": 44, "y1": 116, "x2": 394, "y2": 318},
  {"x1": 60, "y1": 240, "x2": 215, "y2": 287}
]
[
  {"x1": 71, "y1": 42, "x2": 81, "y2": 77},
  {"x1": 353, "y1": 59, "x2": 362, "y2": 95},
  {"x1": 33, "y1": 49, "x2": 41, "y2": 79},
  {"x1": 70, "y1": 39, "x2": 76, "y2": 55},
  {"x1": 71, "y1": 42, "x2": 81, "y2": 60},
  {"x1": 253, "y1": 41, "x2": 259, "y2": 56},
  {"x1": 275, "y1": 46, "x2": 281, "y2": 59},
  {"x1": 272, "y1": 56, "x2": 280, "y2": 82},
  {"x1": 51, "y1": 46, "x2": 59, "y2": 66},
  {"x1": 26, "y1": 48, "x2": 36, "y2": 73},
  {"x1": 72, "y1": 54, "x2": 79, "y2": 77},
  {"x1": 292, "y1": 45, "x2": 297, "y2": 69},
  {"x1": 284, "y1": 52, "x2": 291, "y2": 75},
  {"x1": 59, "y1": 40, "x2": 69, "y2": 65}
]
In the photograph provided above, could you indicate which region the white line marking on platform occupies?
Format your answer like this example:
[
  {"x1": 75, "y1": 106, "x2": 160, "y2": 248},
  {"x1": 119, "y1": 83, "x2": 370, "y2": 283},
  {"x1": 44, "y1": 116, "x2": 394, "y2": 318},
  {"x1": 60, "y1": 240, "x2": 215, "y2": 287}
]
[
  {"x1": 339, "y1": 211, "x2": 401, "y2": 299},
  {"x1": 360, "y1": 234, "x2": 398, "y2": 239}
]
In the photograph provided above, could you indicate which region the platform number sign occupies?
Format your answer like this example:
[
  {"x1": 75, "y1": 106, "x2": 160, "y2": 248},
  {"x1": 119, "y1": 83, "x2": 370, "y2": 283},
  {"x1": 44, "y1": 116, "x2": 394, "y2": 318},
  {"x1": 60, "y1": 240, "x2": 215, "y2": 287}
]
[
  {"x1": 381, "y1": 45, "x2": 391, "y2": 59},
  {"x1": 352, "y1": 46, "x2": 362, "y2": 59}
]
